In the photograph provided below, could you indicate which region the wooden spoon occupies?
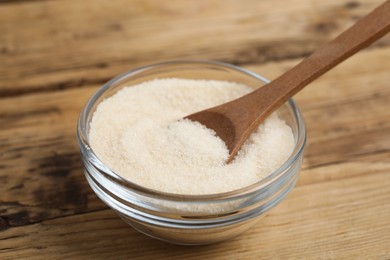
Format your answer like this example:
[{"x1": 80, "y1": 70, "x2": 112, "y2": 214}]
[{"x1": 186, "y1": 1, "x2": 390, "y2": 163}]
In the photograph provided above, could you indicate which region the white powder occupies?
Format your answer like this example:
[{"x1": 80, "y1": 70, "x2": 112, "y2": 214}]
[{"x1": 89, "y1": 78, "x2": 295, "y2": 195}]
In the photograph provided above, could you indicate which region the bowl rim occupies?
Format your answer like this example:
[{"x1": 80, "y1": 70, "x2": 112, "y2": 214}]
[{"x1": 77, "y1": 60, "x2": 306, "y2": 201}]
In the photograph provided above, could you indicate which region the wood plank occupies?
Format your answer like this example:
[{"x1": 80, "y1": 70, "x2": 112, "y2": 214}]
[
  {"x1": 1, "y1": 0, "x2": 388, "y2": 97},
  {"x1": 0, "y1": 47, "x2": 389, "y2": 231},
  {"x1": 0, "y1": 155, "x2": 389, "y2": 259},
  {"x1": 0, "y1": 85, "x2": 105, "y2": 229}
]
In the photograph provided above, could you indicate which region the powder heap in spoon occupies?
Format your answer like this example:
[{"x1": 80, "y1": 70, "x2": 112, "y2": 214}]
[{"x1": 89, "y1": 78, "x2": 294, "y2": 195}]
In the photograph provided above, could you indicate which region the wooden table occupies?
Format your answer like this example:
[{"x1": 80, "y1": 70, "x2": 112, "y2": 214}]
[{"x1": 1, "y1": 0, "x2": 389, "y2": 259}]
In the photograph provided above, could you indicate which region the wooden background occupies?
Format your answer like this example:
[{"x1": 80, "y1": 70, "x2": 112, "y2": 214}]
[{"x1": 1, "y1": 0, "x2": 389, "y2": 259}]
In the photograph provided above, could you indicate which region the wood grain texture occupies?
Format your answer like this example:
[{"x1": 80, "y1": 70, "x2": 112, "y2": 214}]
[
  {"x1": 1, "y1": 0, "x2": 389, "y2": 97},
  {"x1": 0, "y1": 157, "x2": 389, "y2": 259},
  {"x1": 0, "y1": 0, "x2": 389, "y2": 258}
]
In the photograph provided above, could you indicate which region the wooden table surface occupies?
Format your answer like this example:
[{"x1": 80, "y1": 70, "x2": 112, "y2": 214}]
[{"x1": 1, "y1": 0, "x2": 389, "y2": 259}]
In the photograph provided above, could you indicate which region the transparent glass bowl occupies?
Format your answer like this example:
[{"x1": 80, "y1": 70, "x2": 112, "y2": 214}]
[{"x1": 77, "y1": 61, "x2": 306, "y2": 245}]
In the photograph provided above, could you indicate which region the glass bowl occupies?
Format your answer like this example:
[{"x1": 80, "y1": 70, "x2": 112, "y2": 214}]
[{"x1": 77, "y1": 60, "x2": 306, "y2": 245}]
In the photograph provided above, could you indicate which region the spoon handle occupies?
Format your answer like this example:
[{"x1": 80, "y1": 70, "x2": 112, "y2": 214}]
[{"x1": 251, "y1": 0, "x2": 390, "y2": 113}]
